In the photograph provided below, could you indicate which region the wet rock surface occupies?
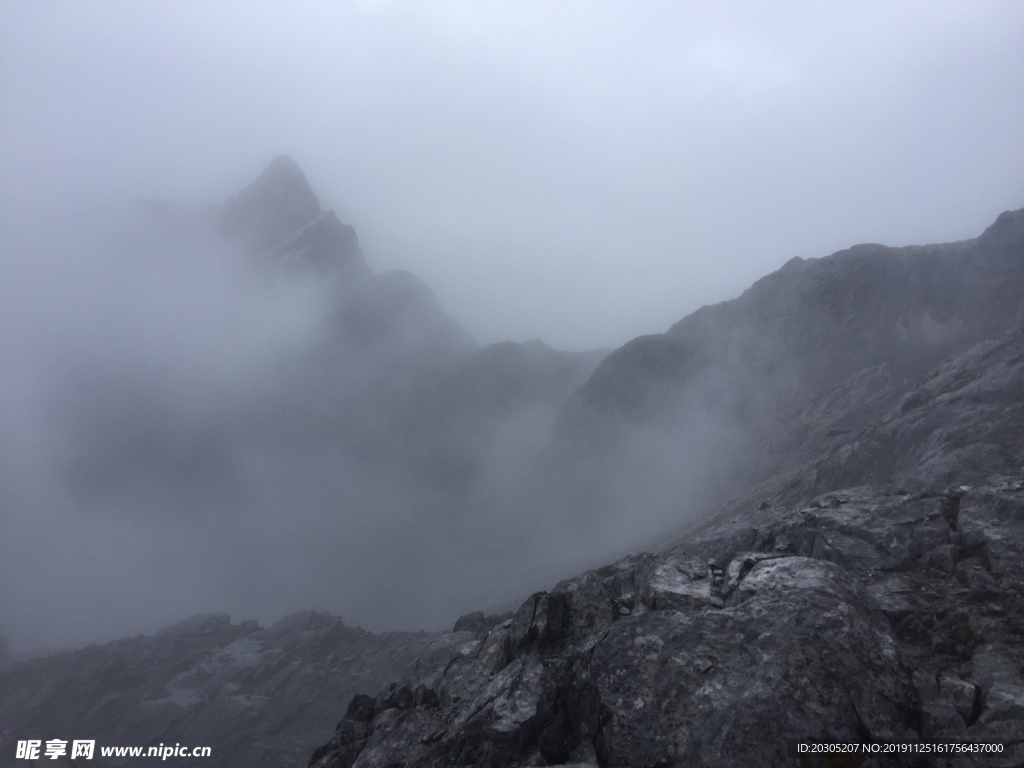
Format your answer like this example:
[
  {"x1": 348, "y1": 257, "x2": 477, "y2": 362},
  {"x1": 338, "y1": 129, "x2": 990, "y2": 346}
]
[
  {"x1": 782, "y1": 323, "x2": 1024, "y2": 503},
  {"x1": 308, "y1": 481, "x2": 1024, "y2": 767},
  {"x1": 0, "y1": 613, "x2": 440, "y2": 767}
]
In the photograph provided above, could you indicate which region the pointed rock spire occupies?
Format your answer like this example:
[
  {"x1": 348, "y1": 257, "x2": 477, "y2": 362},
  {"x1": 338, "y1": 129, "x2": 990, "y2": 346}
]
[{"x1": 219, "y1": 155, "x2": 323, "y2": 250}]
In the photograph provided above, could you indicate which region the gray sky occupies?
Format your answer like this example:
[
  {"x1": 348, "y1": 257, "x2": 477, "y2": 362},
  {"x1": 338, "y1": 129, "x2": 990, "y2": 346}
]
[{"x1": 3, "y1": 0, "x2": 1023, "y2": 350}]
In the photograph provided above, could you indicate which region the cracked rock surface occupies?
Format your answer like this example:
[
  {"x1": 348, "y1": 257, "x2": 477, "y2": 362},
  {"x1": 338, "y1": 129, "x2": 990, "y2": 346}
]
[{"x1": 308, "y1": 481, "x2": 1024, "y2": 767}]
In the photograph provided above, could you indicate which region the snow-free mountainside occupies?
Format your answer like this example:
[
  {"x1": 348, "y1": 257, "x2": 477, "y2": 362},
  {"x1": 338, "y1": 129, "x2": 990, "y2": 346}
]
[{"x1": 2, "y1": 159, "x2": 1023, "y2": 766}]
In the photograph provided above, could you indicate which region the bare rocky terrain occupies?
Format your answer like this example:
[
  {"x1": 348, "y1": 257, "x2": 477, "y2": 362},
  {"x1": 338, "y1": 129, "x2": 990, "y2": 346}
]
[
  {"x1": 307, "y1": 318, "x2": 1024, "y2": 768},
  {"x1": 0, "y1": 613, "x2": 438, "y2": 767}
]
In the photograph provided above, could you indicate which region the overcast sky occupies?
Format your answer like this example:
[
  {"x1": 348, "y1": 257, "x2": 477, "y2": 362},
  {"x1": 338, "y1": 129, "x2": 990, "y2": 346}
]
[{"x1": 3, "y1": 1, "x2": 1024, "y2": 349}]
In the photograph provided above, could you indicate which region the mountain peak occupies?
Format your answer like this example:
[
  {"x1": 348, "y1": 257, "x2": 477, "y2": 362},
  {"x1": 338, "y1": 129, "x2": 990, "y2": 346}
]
[
  {"x1": 265, "y1": 153, "x2": 302, "y2": 173},
  {"x1": 220, "y1": 156, "x2": 322, "y2": 250},
  {"x1": 260, "y1": 155, "x2": 310, "y2": 191}
]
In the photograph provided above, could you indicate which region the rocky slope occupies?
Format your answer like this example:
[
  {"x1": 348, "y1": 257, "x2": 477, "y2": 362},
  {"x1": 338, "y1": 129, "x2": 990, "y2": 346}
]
[
  {"x1": 307, "y1": 322, "x2": 1024, "y2": 767},
  {"x1": 784, "y1": 322, "x2": 1024, "y2": 503},
  {"x1": 553, "y1": 208, "x2": 1024, "y2": 524},
  {"x1": 0, "y1": 613, "x2": 441, "y2": 767},
  {"x1": 308, "y1": 479, "x2": 1024, "y2": 767}
]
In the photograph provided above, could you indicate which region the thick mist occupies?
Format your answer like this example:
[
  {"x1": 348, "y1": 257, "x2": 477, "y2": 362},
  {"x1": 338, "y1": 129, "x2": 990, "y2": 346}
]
[
  {"x1": 4, "y1": 1, "x2": 1024, "y2": 656},
  {"x1": 1, "y1": 182, "x2": 771, "y2": 654},
  {"x1": 1, "y1": 204, "x2": 334, "y2": 648}
]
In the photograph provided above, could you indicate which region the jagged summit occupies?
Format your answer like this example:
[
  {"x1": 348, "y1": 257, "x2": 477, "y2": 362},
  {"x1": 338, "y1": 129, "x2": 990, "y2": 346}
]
[
  {"x1": 262, "y1": 153, "x2": 306, "y2": 180},
  {"x1": 250, "y1": 154, "x2": 319, "y2": 209},
  {"x1": 220, "y1": 155, "x2": 322, "y2": 252},
  {"x1": 214, "y1": 156, "x2": 373, "y2": 275}
]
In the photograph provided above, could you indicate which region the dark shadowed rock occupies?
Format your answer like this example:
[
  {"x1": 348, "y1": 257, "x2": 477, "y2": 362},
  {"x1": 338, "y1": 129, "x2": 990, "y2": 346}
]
[{"x1": 308, "y1": 475, "x2": 1024, "y2": 767}]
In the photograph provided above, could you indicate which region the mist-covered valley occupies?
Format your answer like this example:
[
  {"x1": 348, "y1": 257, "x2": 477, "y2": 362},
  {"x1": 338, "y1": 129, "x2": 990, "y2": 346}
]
[
  {"x1": 0, "y1": 158, "x2": 595, "y2": 650},
  {"x1": 4, "y1": 150, "x2": 803, "y2": 655},
  {"x1": 7, "y1": 151, "x2": 1023, "y2": 655}
]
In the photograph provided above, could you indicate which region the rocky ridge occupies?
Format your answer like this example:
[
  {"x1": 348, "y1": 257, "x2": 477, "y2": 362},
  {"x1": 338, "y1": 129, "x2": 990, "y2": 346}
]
[
  {"x1": 0, "y1": 612, "x2": 440, "y2": 767},
  {"x1": 555, "y1": 207, "x2": 1024, "y2": 507}
]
